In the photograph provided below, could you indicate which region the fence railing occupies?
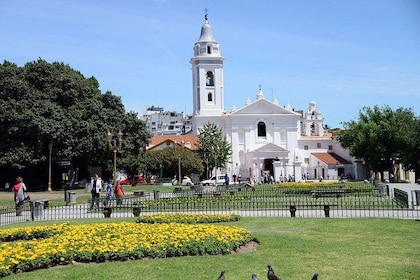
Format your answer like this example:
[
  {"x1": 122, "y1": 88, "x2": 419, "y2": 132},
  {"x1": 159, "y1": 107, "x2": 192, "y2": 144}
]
[
  {"x1": 1, "y1": 186, "x2": 419, "y2": 226},
  {"x1": 394, "y1": 188, "x2": 409, "y2": 208}
]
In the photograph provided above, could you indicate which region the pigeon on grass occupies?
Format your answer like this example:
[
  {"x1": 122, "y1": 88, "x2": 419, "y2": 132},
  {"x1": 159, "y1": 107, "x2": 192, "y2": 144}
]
[{"x1": 267, "y1": 265, "x2": 280, "y2": 280}]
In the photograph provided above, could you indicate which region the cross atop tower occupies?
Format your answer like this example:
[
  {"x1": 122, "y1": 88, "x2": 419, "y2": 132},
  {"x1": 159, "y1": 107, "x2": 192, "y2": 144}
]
[{"x1": 204, "y1": 7, "x2": 209, "y2": 21}]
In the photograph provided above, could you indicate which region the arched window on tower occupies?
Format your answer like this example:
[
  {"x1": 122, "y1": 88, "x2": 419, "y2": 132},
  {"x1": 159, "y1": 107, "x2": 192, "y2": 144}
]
[
  {"x1": 258, "y1": 122, "x2": 267, "y2": 138},
  {"x1": 206, "y1": 71, "x2": 214, "y2": 86},
  {"x1": 207, "y1": 45, "x2": 212, "y2": 54},
  {"x1": 207, "y1": 92, "x2": 213, "y2": 102}
]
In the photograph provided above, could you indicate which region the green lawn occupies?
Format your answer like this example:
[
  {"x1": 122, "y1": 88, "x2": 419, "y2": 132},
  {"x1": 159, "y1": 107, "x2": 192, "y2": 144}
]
[{"x1": 2, "y1": 218, "x2": 419, "y2": 280}]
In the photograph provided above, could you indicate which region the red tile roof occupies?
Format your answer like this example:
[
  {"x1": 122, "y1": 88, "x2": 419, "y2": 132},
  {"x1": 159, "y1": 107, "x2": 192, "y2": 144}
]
[
  {"x1": 148, "y1": 135, "x2": 199, "y2": 151},
  {"x1": 312, "y1": 153, "x2": 352, "y2": 165}
]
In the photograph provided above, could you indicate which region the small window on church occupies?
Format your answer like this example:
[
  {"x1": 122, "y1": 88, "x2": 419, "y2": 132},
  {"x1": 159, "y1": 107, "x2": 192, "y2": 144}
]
[
  {"x1": 257, "y1": 122, "x2": 266, "y2": 137},
  {"x1": 207, "y1": 92, "x2": 213, "y2": 102},
  {"x1": 317, "y1": 143, "x2": 321, "y2": 148},
  {"x1": 304, "y1": 145, "x2": 308, "y2": 150},
  {"x1": 207, "y1": 45, "x2": 212, "y2": 54},
  {"x1": 206, "y1": 71, "x2": 214, "y2": 86}
]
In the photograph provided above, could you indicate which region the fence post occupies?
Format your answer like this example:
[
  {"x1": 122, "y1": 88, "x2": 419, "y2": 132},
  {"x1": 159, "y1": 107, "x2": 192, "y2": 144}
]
[
  {"x1": 324, "y1": 205, "x2": 330, "y2": 218},
  {"x1": 289, "y1": 205, "x2": 296, "y2": 217},
  {"x1": 30, "y1": 202, "x2": 35, "y2": 221}
]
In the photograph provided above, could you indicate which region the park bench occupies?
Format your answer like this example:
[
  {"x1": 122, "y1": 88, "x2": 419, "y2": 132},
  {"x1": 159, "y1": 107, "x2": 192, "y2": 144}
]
[
  {"x1": 42, "y1": 200, "x2": 50, "y2": 209},
  {"x1": 194, "y1": 186, "x2": 249, "y2": 198},
  {"x1": 31, "y1": 199, "x2": 50, "y2": 209},
  {"x1": 102, "y1": 205, "x2": 144, "y2": 218},
  {"x1": 238, "y1": 183, "x2": 255, "y2": 191},
  {"x1": 173, "y1": 187, "x2": 183, "y2": 193},
  {"x1": 101, "y1": 198, "x2": 143, "y2": 218},
  {"x1": 133, "y1": 190, "x2": 146, "y2": 197},
  {"x1": 97, "y1": 194, "x2": 146, "y2": 218},
  {"x1": 287, "y1": 204, "x2": 337, "y2": 218},
  {"x1": 311, "y1": 189, "x2": 345, "y2": 199},
  {"x1": 36, "y1": 199, "x2": 50, "y2": 209}
]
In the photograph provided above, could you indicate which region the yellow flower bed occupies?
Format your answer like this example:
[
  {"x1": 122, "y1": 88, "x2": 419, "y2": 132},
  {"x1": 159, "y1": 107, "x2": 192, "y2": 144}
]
[
  {"x1": 0, "y1": 221, "x2": 252, "y2": 277},
  {"x1": 275, "y1": 180, "x2": 340, "y2": 188},
  {"x1": 136, "y1": 213, "x2": 240, "y2": 224}
]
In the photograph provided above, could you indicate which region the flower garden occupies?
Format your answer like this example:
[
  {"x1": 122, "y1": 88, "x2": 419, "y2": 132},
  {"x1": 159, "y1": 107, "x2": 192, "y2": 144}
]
[{"x1": 0, "y1": 214, "x2": 252, "y2": 277}]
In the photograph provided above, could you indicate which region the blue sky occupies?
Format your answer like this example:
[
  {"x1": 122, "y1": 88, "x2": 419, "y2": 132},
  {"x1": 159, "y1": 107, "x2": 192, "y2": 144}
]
[{"x1": 1, "y1": 0, "x2": 419, "y2": 128}]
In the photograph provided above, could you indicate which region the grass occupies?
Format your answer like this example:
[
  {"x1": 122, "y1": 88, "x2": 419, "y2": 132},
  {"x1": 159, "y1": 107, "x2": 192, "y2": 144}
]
[{"x1": 2, "y1": 217, "x2": 419, "y2": 280}]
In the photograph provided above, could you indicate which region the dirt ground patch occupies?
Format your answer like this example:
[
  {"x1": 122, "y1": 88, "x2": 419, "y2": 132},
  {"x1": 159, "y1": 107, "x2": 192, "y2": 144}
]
[
  {"x1": 230, "y1": 240, "x2": 259, "y2": 254},
  {"x1": 0, "y1": 191, "x2": 66, "y2": 201}
]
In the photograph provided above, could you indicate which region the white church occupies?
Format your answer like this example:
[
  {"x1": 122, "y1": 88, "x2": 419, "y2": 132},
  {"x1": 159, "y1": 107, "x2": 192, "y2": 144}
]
[{"x1": 189, "y1": 12, "x2": 360, "y2": 183}]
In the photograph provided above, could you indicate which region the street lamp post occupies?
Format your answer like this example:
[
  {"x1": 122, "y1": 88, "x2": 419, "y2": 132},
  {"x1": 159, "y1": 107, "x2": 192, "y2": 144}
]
[
  {"x1": 214, "y1": 155, "x2": 217, "y2": 186},
  {"x1": 213, "y1": 146, "x2": 219, "y2": 186},
  {"x1": 48, "y1": 143, "x2": 53, "y2": 191},
  {"x1": 107, "y1": 131, "x2": 123, "y2": 186},
  {"x1": 159, "y1": 164, "x2": 163, "y2": 183},
  {"x1": 178, "y1": 155, "x2": 181, "y2": 186},
  {"x1": 177, "y1": 141, "x2": 185, "y2": 186}
]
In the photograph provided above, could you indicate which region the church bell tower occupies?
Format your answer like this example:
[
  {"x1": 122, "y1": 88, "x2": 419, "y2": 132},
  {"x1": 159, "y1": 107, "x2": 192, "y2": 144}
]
[{"x1": 190, "y1": 10, "x2": 225, "y2": 117}]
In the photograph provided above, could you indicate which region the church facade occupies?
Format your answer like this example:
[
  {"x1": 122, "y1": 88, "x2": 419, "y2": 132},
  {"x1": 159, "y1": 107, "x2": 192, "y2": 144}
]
[{"x1": 190, "y1": 13, "x2": 358, "y2": 183}]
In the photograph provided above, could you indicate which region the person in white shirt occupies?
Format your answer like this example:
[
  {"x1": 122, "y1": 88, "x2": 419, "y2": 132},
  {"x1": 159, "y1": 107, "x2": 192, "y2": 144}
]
[{"x1": 89, "y1": 174, "x2": 102, "y2": 210}]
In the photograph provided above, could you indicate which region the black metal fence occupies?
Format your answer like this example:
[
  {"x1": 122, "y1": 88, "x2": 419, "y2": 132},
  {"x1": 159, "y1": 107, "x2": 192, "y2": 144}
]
[{"x1": 1, "y1": 185, "x2": 419, "y2": 226}]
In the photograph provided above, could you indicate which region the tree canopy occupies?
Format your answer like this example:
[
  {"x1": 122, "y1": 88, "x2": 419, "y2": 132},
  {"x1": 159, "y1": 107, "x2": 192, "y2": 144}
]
[
  {"x1": 196, "y1": 122, "x2": 232, "y2": 179},
  {"x1": 336, "y1": 105, "x2": 419, "y2": 177},
  {"x1": 0, "y1": 59, "x2": 150, "y2": 187},
  {"x1": 138, "y1": 147, "x2": 204, "y2": 180}
]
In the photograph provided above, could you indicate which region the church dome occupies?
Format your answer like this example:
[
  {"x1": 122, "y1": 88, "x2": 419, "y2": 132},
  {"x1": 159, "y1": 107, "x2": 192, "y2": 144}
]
[{"x1": 198, "y1": 21, "x2": 216, "y2": 42}]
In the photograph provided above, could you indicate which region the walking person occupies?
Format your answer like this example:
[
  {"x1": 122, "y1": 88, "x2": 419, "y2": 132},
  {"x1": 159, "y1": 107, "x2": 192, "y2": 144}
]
[
  {"x1": 114, "y1": 180, "x2": 124, "y2": 205},
  {"x1": 13, "y1": 176, "x2": 27, "y2": 216},
  {"x1": 224, "y1": 173, "x2": 229, "y2": 186},
  {"x1": 89, "y1": 174, "x2": 102, "y2": 210},
  {"x1": 105, "y1": 179, "x2": 113, "y2": 206}
]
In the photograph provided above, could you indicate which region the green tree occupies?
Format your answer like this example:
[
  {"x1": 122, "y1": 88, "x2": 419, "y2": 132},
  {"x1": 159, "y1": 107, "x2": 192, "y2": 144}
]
[
  {"x1": 0, "y1": 59, "x2": 150, "y2": 188},
  {"x1": 400, "y1": 117, "x2": 420, "y2": 180},
  {"x1": 336, "y1": 105, "x2": 419, "y2": 179},
  {"x1": 134, "y1": 147, "x2": 204, "y2": 180},
  {"x1": 196, "y1": 122, "x2": 232, "y2": 179}
]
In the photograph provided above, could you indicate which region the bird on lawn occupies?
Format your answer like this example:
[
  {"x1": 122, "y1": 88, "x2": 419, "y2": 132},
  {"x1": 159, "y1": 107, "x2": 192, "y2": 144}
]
[
  {"x1": 311, "y1": 273, "x2": 319, "y2": 280},
  {"x1": 251, "y1": 273, "x2": 258, "y2": 280},
  {"x1": 267, "y1": 265, "x2": 280, "y2": 280},
  {"x1": 217, "y1": 270, "x2": 225, "y2": 280}
]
